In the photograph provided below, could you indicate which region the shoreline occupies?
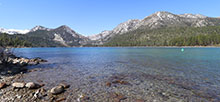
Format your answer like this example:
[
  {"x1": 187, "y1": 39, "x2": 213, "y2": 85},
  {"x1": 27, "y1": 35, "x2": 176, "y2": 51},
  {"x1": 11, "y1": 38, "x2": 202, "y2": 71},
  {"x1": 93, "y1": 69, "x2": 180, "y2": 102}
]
[
  {"x1": 1, "y1": 48, "x2": 220, "y2": 101},
  {"x1": 8, "y1": 45, "x2": 220, "y2": 49}
]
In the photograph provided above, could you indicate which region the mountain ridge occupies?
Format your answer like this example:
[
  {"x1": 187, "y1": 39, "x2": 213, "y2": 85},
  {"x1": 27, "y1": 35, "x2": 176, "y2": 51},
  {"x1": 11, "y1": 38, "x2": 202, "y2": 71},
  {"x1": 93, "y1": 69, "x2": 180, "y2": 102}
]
[
  {"x1": 1, "y1": 11, "x2": 219, "y2": 36},
  {"x1": 1, "y1": 11, "x2": 220, "y2": 47},
  {"x1": 88, "y1": 11, "x2": 220, "y2": 45}
]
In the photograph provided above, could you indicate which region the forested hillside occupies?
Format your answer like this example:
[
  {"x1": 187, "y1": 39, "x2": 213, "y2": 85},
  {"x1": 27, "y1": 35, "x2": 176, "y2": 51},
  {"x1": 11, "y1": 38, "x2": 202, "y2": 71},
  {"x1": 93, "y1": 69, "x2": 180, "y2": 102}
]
[
  {"x1": 0, "y1": 32, "x2": 64, "y2": 47},
  {"x1": 18, "y1": 30, "x2": 65, "y2": 47},
  {"x1": 1, "y1": 26, "x2": 220, "y2": 47},
  {"x1": 0, "y1": 33, "x2": 32, "y2": 47},
  {"x1": 105, "y1": 26, "x2": 220, "y2": 46}
]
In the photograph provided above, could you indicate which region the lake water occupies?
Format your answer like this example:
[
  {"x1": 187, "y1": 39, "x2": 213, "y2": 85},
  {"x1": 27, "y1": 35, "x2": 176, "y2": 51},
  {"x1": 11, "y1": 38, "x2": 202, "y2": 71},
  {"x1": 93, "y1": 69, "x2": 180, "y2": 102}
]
[{"x1": 14, "y1": 47, "x2": 220, "y2": 101}]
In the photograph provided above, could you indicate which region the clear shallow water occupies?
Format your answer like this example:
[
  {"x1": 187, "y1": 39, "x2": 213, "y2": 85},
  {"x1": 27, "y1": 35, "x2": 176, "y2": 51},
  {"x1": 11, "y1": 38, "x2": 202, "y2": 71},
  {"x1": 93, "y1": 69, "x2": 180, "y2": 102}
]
[{"x1": 14, "y1": 47, "x2": 220, "y2": 101}]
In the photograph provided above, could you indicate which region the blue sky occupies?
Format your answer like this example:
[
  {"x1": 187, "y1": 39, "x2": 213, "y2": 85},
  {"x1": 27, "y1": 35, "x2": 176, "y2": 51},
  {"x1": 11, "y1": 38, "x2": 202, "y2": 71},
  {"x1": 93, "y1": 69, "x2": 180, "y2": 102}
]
[{"x1": 0, "y1": 0, "x2": 219, "y2": 36}]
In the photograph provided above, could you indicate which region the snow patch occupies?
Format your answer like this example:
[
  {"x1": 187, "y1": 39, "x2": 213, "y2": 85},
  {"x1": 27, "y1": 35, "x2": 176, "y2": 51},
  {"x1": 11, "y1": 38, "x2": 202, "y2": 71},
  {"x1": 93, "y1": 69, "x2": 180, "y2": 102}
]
[{"x1": 0, "y1": 28, "x2": 30, "y2": 34}]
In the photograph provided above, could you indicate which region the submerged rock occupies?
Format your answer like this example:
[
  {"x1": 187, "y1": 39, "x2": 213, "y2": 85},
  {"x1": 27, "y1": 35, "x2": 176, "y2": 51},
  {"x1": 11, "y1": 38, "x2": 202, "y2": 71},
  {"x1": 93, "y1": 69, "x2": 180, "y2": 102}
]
[
  {"x1": 34, "y1": 88, "x2": 47, "y2": 98},
  {"x1": 12, "y1": 82, "x2": 25, "y2": 88},
  {"x1": 50, "y1": 85, "x2": 64, "y2": 95},
  {"x1": 106, "y1": 82, "x2": 111, "y2": 87},
  {"x1": 25, "y1": 82, "x2": 40, "y2": 89},
  {"x1": 32, "y1": 57, "x2": 47, "y2": 63},
  {"x1": 59, "y1": 83, "x2": 70, "y2": 89},
  {"x1": 77, "y1": 94, "x2": 90, "y2": 102},
  {"x1": 110, "y1": 93, "x2": 127, "y2": 101},
  {"x1": 56, "y1": 97, "x2": 66, "y2": 102},
  {"x1": 136, "y1": 99, "x2": 145, "y2": 102},
  {"x1": 112, "y1": 80, "x2": 130, "y2": 85},
  {"x1": 16, "y1": 95, "x2": 22, "y2": 99},
  {"x1": 106, "y1": 79, "x2": 130, "y2": 87},
  {"x1": 0, "y1": 82, "x2": 7, "y2": 89}
]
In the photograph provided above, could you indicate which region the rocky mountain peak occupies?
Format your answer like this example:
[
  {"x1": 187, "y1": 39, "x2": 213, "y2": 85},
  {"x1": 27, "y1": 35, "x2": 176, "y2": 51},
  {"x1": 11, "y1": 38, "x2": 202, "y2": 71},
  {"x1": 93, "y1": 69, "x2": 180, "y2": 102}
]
[
  {"x1": 52, "y1": 25, "x2": 90, "y2": 45},
  {"x1": 154, "y1": 11, "x2": 175, "y2": 16},
  {"x1": 146, "y1": 11, "x2": 179, "y2": 21},
  {"x1": 57, "y1": 25, "x2": 71, "y2": 29},
  {"x1": 140, "y1": 11, "x2": 181, "y2": 29},
  {"x1": 30, "y1": 25, "x2": 50, "y2": 32},
  {"x1": 55, "y1": 25, "x2": 77, "y2": 34}
]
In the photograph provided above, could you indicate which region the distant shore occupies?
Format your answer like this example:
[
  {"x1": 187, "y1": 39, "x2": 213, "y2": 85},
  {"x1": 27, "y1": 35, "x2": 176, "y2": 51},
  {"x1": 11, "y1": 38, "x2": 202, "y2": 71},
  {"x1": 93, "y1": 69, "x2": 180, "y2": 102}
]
[{"x1": 8, "y1": 45, "x2": 220, "y2": 48}]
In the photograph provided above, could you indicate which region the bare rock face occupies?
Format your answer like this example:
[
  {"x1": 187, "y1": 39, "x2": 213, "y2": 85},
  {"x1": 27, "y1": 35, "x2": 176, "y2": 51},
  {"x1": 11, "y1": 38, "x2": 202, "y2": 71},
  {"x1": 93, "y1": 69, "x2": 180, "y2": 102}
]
[{"x1": 12, "y1": 82, "x2": 25, "y2": 88}]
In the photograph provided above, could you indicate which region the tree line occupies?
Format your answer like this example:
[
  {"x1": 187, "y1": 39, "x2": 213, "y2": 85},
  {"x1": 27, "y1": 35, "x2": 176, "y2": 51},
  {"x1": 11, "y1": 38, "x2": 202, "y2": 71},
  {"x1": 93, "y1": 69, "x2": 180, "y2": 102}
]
[
  {"x1": 105, "y1": 26, "x2": 220, "y2": 46},
  {"x1": 0, "y1": 33, "x2": 32, "y2": 47},
  {"x1": 169, "y1": 34, "x2": 220, "y2": 46}
]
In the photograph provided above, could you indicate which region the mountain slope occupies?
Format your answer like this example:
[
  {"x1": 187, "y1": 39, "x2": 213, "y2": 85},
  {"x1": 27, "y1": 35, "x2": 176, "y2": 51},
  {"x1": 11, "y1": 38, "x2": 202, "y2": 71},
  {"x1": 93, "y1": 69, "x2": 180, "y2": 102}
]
[
  {"x1": 0, "y1": 33, "x2": 32, "y2": 47},
  {"x1": 1, "y1": 11, "x2": 220, "y2": 47},
  {"x1": 105, "y1": 26, "x2": 220, "y2": 46},
  {"x1": 88, "y1": 19, "x2": 141, "y2": 45},
  {"x1": 23, "y1": 25, "x2": 90, "y2": 47},
  {"x1": 0, "y1": 25, "x2": 90, "y2": 47},
  {"x1": 90, "y1": 11, "x2": 220, "y2": 45}
]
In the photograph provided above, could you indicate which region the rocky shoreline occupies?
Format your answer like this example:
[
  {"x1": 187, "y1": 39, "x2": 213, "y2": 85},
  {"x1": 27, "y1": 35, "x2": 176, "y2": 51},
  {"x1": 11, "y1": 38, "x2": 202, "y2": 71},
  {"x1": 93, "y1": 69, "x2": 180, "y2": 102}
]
[
  {"x1": 1, "y1": 53, "x2": 220, "y2": 102},
  {"x1": 0, "y1": 55, "x2": 87, "y2": 102},
  {"x1": 0, "y1": 55, "x2": 47, "y2": 75},
  {"x1": 0, "y1": 71, "x2": 71, "y2": 102},
  {"x1": 0, "y1": 55, "x2": 68, "y2": 102}
]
